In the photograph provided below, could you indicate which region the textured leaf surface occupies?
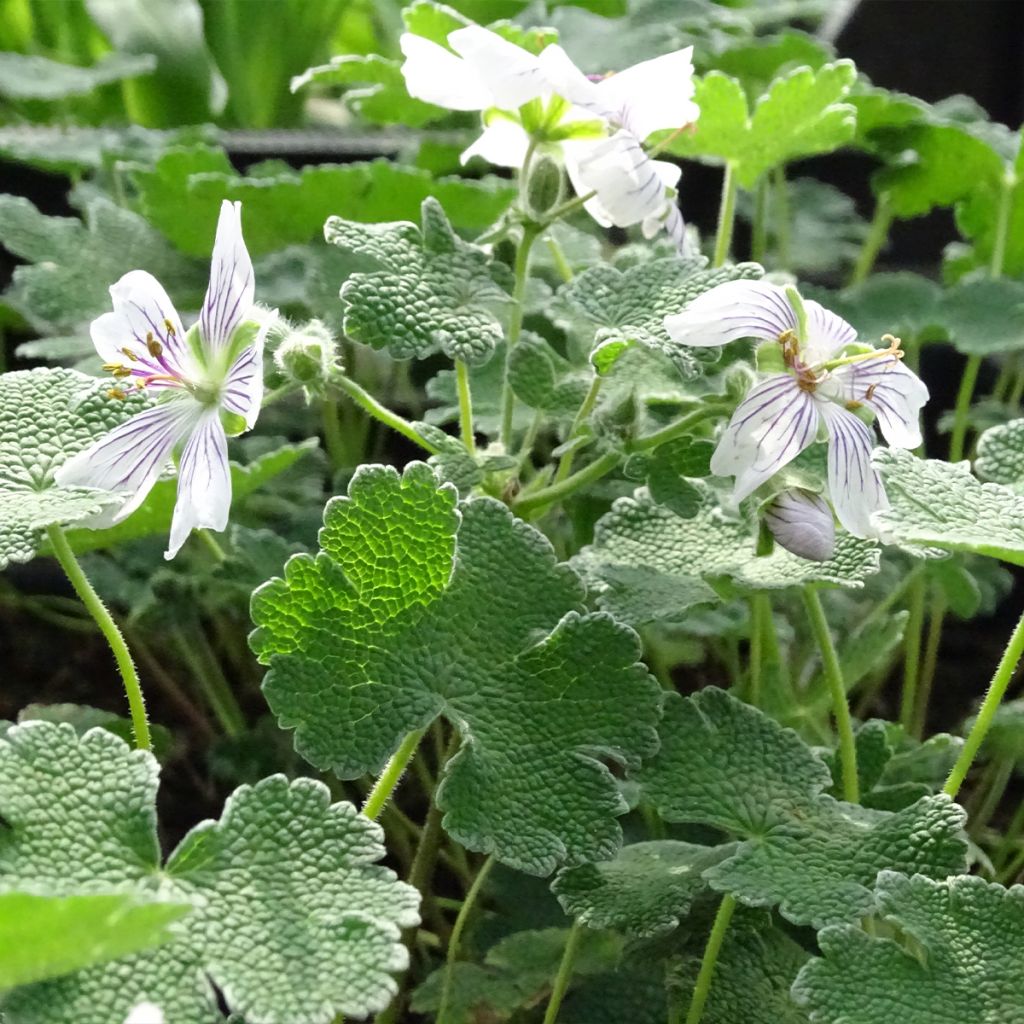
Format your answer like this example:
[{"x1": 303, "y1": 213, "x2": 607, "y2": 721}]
[
  {"x1": 0, "y1": 723, "x2": 418, "y2": 1024},
  {"x1": 325, "y1": 198, "x2": 510, "y2": 365},
  {"x1": 669, "y1": 64, "x2": 857, "y2": 188},
  {"x1": 0, "y1": 892, "x2": 189, "y2": 991},
  {"x1": 636, "y1": 689, "x2": 967, "y2": 927},
  {"x1": 976, "y1": 419, "x2": 1024, "y2": 491},
  {"x1": 552, "y1": 841, "x2": 728, "y2": 937},
  {"x1": 874, "y1": 449, "x2": 1024, "y2": 566},
  {"x1": 793, "y1": 872, "x2": 1024, "y2": 1024},
  {"x1": 0, "y1": 369, "x2": 147, "y2": 569},
  {"x1": 0, "y1": 52, "x2": 156, "y2": 100},
  {"x1": 560, "y1": 258, "x2": 761, "y2": 377},
  {"x1": 573, "y1": 486, "x2": 879, "y2": 626},
  {"x1": 251, "y1": 462, "x2": 662, "y2": 874}
]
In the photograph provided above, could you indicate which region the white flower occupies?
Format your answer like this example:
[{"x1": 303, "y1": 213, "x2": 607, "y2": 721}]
[
  {"x1": 56, "y1": 201, "x2": 274, "y2": 560},
  {"x1": 664, "y1": 279, "x2": 929, "y2": 538},
  {"x1": 124, "y1": 1002, "x2": 163, "y2": 1024},
  {"x1": 764, "y1": 488, "x2": 836, "y2": 561}
]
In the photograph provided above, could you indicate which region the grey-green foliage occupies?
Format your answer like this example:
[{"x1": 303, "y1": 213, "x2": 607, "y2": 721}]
[
  {"x1": 0, "y1": 722, "x2": 418, "y2": 1024},
  {"x1": 508, "y1": 334, "x2": 592, "y2": 419},
  {"x1": 976, "y1": 418, "x2": 1024, "y2": 491},
  {"x1": 636, "y1": 689, "x2": 967, "y2": 927},
  {"x1": 559, "y1": 257, "x2": 762, "y2": 377},
  {"x1": 573, "y1": 485, "x2": 879, "y2": 626},
  {"x1": 251, "y1": 463, "x2": 662, "y2": 875},
  {"x1": 324, "y1": 197, "x2": 511, "y2": 365},
  {"x1": 0, "y1": 52, "x2": 156, "y2": 101},
  {"x1": 793, "y1": 872, "x2": 1024, "y2": 1023},
  {"x1": 0, "y1": 369, "x2": 146, "y2": 569}
]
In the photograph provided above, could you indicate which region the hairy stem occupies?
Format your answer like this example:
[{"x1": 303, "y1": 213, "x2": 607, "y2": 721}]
[
  {"x1": 173, "y1": 623, "x2": 246, "y2": 738},
  {"x1": 543, "y1": 920, "x2": 584, "y2": 1024},
  {"x1": 751, "y1": 176, "x2": 769, "y2": 265},
  {"x1": 948, "y1": 353, "x2": 982, "y2": 463},
  {"x1": 684, "y1": 894, "x2": 737, "y2": 1024},
  {"x1": 944, "y1": 607, "x2": 1024, "y2": 799},
  {"x1": 553, "y1": 375, "x2": 602, "y2": 484},
  {"x1": 500, "y1": 224, "x2": 541, "y2": 449},
  {"x1": 46, "y1": 523, "x2": 151, "y2": 751},
  {"x1": 514, "y1": 449, "x2": 620, "y2": 518},
  {"x1": 333, "y1": 372, "x2": 440, "y2": 455},
  {"x1": 712, "y1": 163, "x2": 738, "y2": 268},
  {"x1": 912, "y1": 590, "x2": 947, "y2": 738},
  {"x1": 849, "y1": 197, "x2": 893, "y2": 287},
  {"x1": 772, "y1": 167, "x2": 790, "y2": 266},
  {"x1": 362, "y1": 728, "x2": 427, "y2": 820},
  {"x1": 455, "y1": 360, "x2": 476, "y2": 455},
  {"x1": 900, "y1": 576, "x2": 926, "y2": 732},
  {"x1": 802, "y1": 586, "x2": 859, "y2": 804}
]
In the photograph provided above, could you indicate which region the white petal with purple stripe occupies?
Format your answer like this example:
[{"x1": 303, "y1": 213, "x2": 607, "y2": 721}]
[
  {"x1": 200, "y1": 200, "x2": 255, "y2": 353},
  {"x1": 664, "y1": 280, "x2": 799, "y2": 349},
  {"x1": 764, "y1": 489, "x2": 836, "y2": 562},
  {"x1": 830, "y1": 357, "x2": 929, "y2": 449}
]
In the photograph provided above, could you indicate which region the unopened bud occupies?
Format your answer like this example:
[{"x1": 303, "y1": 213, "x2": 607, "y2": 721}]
[
  {"x1": 273, "y1": 320, "x2": 337, "y2": 393},
  {"x1": 764, "y1": 489, "x2": 836, "y2": 562},
  {"x1": 523, "y1": 154, "x2": 564, "y2": 219},
  {"x1": 723, "y1": 363, "x2": 757, "y2": 403}
]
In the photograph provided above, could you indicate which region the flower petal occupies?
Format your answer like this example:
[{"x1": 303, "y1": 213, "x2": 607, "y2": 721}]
[
  {"x1": 448, "y1": 25, "x2": 547, "y2": 109},
  {"x1": 643, "y1": 198, "x2": 688, "y2": 256},
  {"x1": 764, "y1": 488, "x2": 836, "y2": 562},
  {"x1": 399, "y1": 33, "x2": 491, "y2": 110},
  {"x1": 711, "y1": 374, "x2": 820, "y2": 501},
  {"x1": 829, "y1": 356, "x2": 929, "y2": 449},
  {"x1": 802, "y1": 298, "x2": 857, "y2": 364},
  {"x1": 200, "y1": 200, "x2": 255, "y2": 353},
  {"x1": 222, "y1": 311, "x2": 274, "y2": 428},
  {"x1": 817, "y1": 400, "x2": 888, "y2": 539},
  {"x1": 460, "y1": 115, "x2": 532, "y2": 167},
  {"x1": 166, "y1": 408, "x2": 231, "y2": 559},
  {"x1": 54, "y1": 398, "x2": 200, "y2": 522},
  {"x1": 91, "y1": 271, "x2": 193, "y2": 384},
  {"x1": 664, "y1": 279, "x2": 798, "y2": 349}
]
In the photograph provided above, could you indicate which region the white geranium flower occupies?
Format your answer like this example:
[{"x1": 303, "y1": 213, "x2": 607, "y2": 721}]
[
  {"x1": 56, "y1": 201, "x2": 275, "y2": 559},
  {"x1": 664, "y1": 280, "x2": 929, "y2": 538}
]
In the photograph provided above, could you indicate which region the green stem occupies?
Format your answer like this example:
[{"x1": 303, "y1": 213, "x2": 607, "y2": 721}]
[
  {"x1": 995, "y1": 799, "x2": 1024, "y2": 873},
  {"x1": 542, "y1": 920, "x2": 584, "y2": 1024},
  {"x1": 991, "y1": 172, "x2": 1014, "y2": 279},
  {"x1": 802, "y1": 586, "x2": 859, "y2": 804},
  {"x1": 332, "y1": 373, "x2": 440, "y2": 455},
  {"x1": 912, "y1": 591, "x2": 947, "y2": 739},
  {"x1": 949, "y1": 353, "x2": 982, "y2": 463},
  {"x1": 322, "y1": 396, "x2": 348, "y2": 471},
  {"x1": 514, "y1": 449, "x2": 619, "y2": 518},
  {"x1": 437, "y1": 856, "x2": 495, "y2": 1024},
  {"x1": 712, "y1": 163, "x2": 738, "y2": 268},
  {"x1": 197, "y1": 529, "x2": 227, "y2": 563},
  {"x1": 500, "y1": 225, "x2": 541, "y2": 450},
  {"x1": 545, "y1": 233, "x2": 575, "y2": 283},
  {"x1": 261, "y1": 381, "x2": 301, "y2": 407},
  {"x1": 173, "y1": 624, "x2": 245, "y2": 738},
  {"x1": 900, "y1": 576, "x2": 926, "y2": 732},
  {"x1": 748, "y1": 594, "x2": 766, "y2": 707},
  {"x1": 684, "y1": 894, "x2": 737, "y2": 1024},
  {"x1": 553, "y1": 375, "x2": 602, "y2": 484},
  {"x1": 772, "y1": 167, "x2": 791, "y2": 267},
  {"x1": 944, "y1": 607, "x2": 1024, "y2": 799},
  {"x1": 455, "y1": 360, "x2": 476, "y2": 455},
  {"x1": 971, "y1": 757, "x2": 1014, "y2": 837},
  {"x1": 751, "y1": 176, "x2": 769, "y2": 265},
  {"x1": 1009, "y1": 363, "x2": 1024, "y2": 407},
  {"x1": 633, "y1": 405, "x2": 728, "y2": 453},
  {"x1": 849, "y1": 197, "x2": 893, "y2": 287},
  {"x1": 998, "y1": 843, "x2": 1024, "y2": 885},
  {"x1": 362, "y1": 728, "x2": 427, "y2": 820},
  {"x1": 46, "y1": 524, "x2": 151, "y2": 751}
]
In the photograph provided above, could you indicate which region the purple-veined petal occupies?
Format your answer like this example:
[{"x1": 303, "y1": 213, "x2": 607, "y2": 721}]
[
  {"x1": 664, "y1": 279, "x2": 798, "y2": 349},
  {"x1": 91, "y1": 271, "x2": 194, "y2": 384},
  {"x1": 199, "y1": 201, "x2": 254, "y2": 354},
  {"x1": 643, "y1": 198, "x2": 688, "y2": 256},
  {"x1": 460, "y1": 115, "x2": 532, "y2": 168},
  {"x1": 828, "y1": 356, "x2": 929, "y2": 449},
  {"x1": 711, "y1": 374, "x2": 820, "y2": 501},
  {"x1": 54, "y1": 398, "x2": 200, "y2": 522},
  {"x1": 802, "y1": 298, "x2": 857, "y2": 364},
  {"x1": 166, "y1": 408, "x2": 231, "y2": 559},
  {"x1": 764, "y1": 488, "x2": 836, "y2": 562},
  {"x1": 817, "y1": 400, "x2": 888, "y2": 539},
  {"x1": 537, "y1": 44, "x2": 611, "y2": 118},
  {"x1": 222, "y1": 311, "x2": 274, "y2": 428},
  {"x1": 399, "y1": 33, "x2": 492, "y2": 110},
  {"x1": 449, "y1": 25, "x2": 548, "y2": 109}
]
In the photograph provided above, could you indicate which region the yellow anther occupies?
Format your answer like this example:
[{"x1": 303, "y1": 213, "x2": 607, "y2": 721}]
[
  {"x1": 102, "y1": 362, "x2": 122, "y2": 373},
  {"x1": 145, "y1": 332, "x2": 164, "y2": 358},
  {"x1": 121, "y1": 347, "x2": 138, "y2": 361},
  {"x1": 163, "y1": 318, "x2": 176, "y2": 336}
]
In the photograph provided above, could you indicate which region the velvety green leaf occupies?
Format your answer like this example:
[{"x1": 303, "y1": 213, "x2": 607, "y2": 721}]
[
  {"x1": 552, "y1": 841, "x2": 728, "y2": 937},
  {"x1": 636, "y1": 689, "x2": 967, "y2": 927},
  {"x1": 0, "y1": 52, "x2": 156, "y2": 101},
  {"x1": 559, "y1": 257, "x2": 761, "y2": 378},
  {"x1": 251, "y1": 462, "x2": 662, "y2": 874},
  {"x1": 325, "y1": 197, "x2": 511, "y2": 365},
  {"x1": 0, "y1": 892, "x2": 189, "y2": 992},
  {"x1": 401, "y1": 0, "x2": 471, "y2": 44},
  {"x1": 940, "y1": 276, "x2": 1024, "y2": 355},
  {"x1": 669, "y1": 63, "x2": 857, "y2": 188},
  {"x1": 874, "y1": 449, "x2": 1024, "y2": 566},
  {"x1": 793, "y1": 873, "x2": 1024, "y2": 1024},
  {"x1": 708, "y1": 31, "x2": 831, "y2": 97},
  {"x1": 976, "y1": 418, "x2": 1024, "y2": 492},
  {"x1": 573, "y1": 485, "x2": 879, "y2": 626},
  {"x1": 508, "y1": 333, "x2": 591, "y2": 417},
  {"x1": 131, "y1": 148, "x2": 516, "y2": 256},
  {"x1": 0, "y1": 369, "x2": 146, "y2": 570},
  {"x1": 849, "y1": 84, "x2": 927, "y2": 151},
  {"x1": 0, "y1": 722, "x2": 418, "y2": 1024},
  {"x1": 815, "y1": 273, "x2": 942, "y2": 344}
]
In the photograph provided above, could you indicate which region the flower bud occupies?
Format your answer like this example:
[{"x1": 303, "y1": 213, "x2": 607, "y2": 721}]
[
  {"x1": 763, "y1": 489, "x2": 836, "y2": 562},
  {"x1": 523, "y1": 154, "x2": 564, "y2": 219},
  {"x1": 273, "y1": 320, "x2": 337, "y2": 394}
]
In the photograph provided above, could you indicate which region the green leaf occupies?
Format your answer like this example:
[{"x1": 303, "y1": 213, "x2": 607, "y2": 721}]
[
  {"x1": 552, "y1": 841, "x2": 729, "y2": 937},
  {"x1": 0, "y1": 891, "x2": 189, "y2": 992},
  {"x1": 0, "y1": 369, "x2": 147, "y2": 570},
  {"x1": 848, "y1": 84, "x2": 927, "y2": 151},
  {"x1": 251, "y1": 463, "x2": 662, "y2": 874},
  {"x1": 0, "y1": 195, "x2": 204, "y2": 333},
  {"x1": 793, "y1": 872, "x2": 1024, "y2": 1024},
  {"x1": 874, "y1": 449, "x2": 1024, "y2": 566},
  {"x1": 130, "y1": 148, "x2": 516, "y2": 256},
  {"x1": 708, "y1": 30, "x2": 832, "y2": 97},
  {"x1": 559, "y1": 257, "x2": 762, "y2": 378},
  {"x1": 0, "y1": 722, "x2": 419, "y2": 1024},
  {"x1": 668, "y1": 63, "x2": 857, "y2": 189},
  {"x1": 54, "y1": 439, "x2": 319, "y2": 556},
  {"x1": 573, "y1": 485, "x2": 879, "y2": 626},
  {"x1": 636, "y1": 689, "x2": 967, "y2": 927},
  {"x1": 940, "y1": 276, "x2": 1024, "y2": 355},
  {"x1": 0, "y1": 51, "x2": 156, "y2": 101},
  {"x1": 508, "y1": 333, "x2": 591, "y2": 417},
  {"x1": 977, "y1": 418, "x2": 1024, "y2": 492},
  {"x1": 815, "y1": 273, "x2": 942, "y2": 344},
  {"x1": 325, "y1": 197, "x2": 511, "y2": 365}
]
